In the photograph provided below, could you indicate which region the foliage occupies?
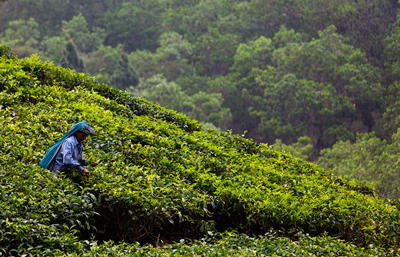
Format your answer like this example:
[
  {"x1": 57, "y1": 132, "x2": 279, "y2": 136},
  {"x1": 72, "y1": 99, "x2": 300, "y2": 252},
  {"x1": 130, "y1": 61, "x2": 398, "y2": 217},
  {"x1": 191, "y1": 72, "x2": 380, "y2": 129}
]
[
  {"x1": 318, "y1": 131, "x2": 400, "y2": 200},
  {"x1": 63, "y1": 232, "x2": 389, "y2": 256},
  {"x1": 85, "y1": 44, "x2": 139, "y2": 91},
  {"x1": 60, "y1": 41, "x2": 85, "y2": 73},
  {"x1": 272, "y1": 136, "x2": 313, "y2": 161},
  {"x1": 39, "y1": 35, "x2": 68, "y2": 65},
  {"x1": 0, "y1": 17, "x2": 40, "y2": 57},
  {"x1": 0, "y1": 45, "x2": 16, "y2": 59},
  {"x1": 0, "y1": 46, "x2": 399, "y2": 255},
  {"x1": 136, "y1": 74, "x2": 195, "y2": 115},
  {"x1": 221, "y1": 25, "x2": 382, "y2": 155},
  {"x1": 1, "y1": 0, "x2": 400, "y2": 253},
  {"x1": 0, "y1": 0, "x2": 398, "y2": 154},
  {"x1": 135, "y1": 74, "x2": 231, "y2": 131},
  {"x1": 381, "y1": 82, "x2": 400, "y2": 137},
  {"x1": 102, "y1": 0, "x2": 164, "y2": 52},
  {"x1": 192, "y1": 27, "x2": 238, "y2": 76},
  {"x1": 156, "y1": 31, "x2": 195, "y2": 80},
  {"x1": 61, "y1": 13, "x2": 105, "y2": 54}
]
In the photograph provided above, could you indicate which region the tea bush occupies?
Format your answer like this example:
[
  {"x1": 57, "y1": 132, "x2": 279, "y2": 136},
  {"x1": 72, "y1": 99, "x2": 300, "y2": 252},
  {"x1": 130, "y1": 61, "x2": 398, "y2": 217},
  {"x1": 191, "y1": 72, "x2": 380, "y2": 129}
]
[
  {"x1": 1, "y1": 46, "x2": 399, "y2": 256},
  {"x1": 63, "y1": 232, "x2": 389, "y2": 256}
]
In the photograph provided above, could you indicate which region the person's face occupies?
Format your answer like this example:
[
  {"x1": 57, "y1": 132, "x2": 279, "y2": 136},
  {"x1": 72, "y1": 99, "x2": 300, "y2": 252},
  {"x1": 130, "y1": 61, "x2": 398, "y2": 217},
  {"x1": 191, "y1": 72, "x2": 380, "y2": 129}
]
[{"x1": 76, "y1": 132, "x2": 88, "y2": 142}]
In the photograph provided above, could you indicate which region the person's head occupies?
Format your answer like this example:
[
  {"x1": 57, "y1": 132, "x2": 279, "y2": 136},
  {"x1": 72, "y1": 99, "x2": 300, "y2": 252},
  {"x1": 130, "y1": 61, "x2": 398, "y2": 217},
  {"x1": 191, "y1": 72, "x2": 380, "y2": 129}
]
[
  {"x1": 75, "y1": 124, "x2": 95, "y2": 142},
  {"x1": 75, "y1": 131, "x2": 89, "y2": 142}
]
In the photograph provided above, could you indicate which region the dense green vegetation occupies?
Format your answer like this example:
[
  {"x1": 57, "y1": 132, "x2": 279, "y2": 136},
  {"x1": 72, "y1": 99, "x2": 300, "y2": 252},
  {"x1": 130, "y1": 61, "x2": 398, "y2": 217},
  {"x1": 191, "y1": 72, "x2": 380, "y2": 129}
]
[
  {"x1": 317, "y1": 131, "x2": 400, "y2": 200},
  {"x1": 1, "y1": 45, "x2": 400, "y2": 255},
  {"x1": 1, "y1": 0, "x2": 399, "y2": 142},
  {"x1": 1, "y1": 1, "x2": 400, "y2": 199},
  {"x1": 1, "y1": 0, "x2": 400, "y2": 254},
  {"x1": 1, "y1": 43, "x2": 400, "y2": 255},
  {"x1": 1, "y1": 3, "x2": 400, "y2": 155}
]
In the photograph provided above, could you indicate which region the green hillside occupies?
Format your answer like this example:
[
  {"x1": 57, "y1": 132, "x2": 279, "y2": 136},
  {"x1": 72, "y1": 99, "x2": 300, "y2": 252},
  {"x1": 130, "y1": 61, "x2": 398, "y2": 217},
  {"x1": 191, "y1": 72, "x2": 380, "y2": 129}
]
[
  {"x1": 2, "y1": 0, "x2": 400, "y2": 159},
  {"x1": 2, "y1": 0, "x2": 400, "y2": 202},
  {"x1": 1, "y1": 45, "x2": 399, "y2": 256}
]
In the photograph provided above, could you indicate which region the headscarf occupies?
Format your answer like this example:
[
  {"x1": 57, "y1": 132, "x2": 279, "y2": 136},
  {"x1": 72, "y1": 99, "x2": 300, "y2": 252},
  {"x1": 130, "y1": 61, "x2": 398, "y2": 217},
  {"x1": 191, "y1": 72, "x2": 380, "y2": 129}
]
[
  {"x1": 80, "y1": 124, "x2": 95, "y2": 135},
  {"x1": 39, "y1": 121, "x2": 95, "y2": 170}
]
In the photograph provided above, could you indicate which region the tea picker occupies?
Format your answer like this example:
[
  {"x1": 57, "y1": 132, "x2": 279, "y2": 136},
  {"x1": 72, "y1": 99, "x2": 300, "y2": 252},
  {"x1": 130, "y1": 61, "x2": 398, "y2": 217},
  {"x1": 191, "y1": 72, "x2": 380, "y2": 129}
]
[{"x1": 40, "y1": 121, "x2": 98, "y2": 178}]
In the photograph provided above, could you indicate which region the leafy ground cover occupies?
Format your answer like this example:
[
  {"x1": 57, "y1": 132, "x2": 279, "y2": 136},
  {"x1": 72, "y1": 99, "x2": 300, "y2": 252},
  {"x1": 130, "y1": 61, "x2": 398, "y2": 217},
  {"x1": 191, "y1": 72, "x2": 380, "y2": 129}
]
[
  {"x1": 62, "y1": 232, "x2": 389, "y2": 256},
  {"x1": 0, "y1": 45, "x2": 399, "y2": 256}
]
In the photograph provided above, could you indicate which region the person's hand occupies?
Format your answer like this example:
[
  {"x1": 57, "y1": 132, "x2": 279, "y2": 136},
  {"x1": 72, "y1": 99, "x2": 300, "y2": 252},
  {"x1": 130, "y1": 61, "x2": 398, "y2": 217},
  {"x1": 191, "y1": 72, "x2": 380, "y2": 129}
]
[
  {"x1": 92, "y1": 161, "x2": 99, "y2": 167},
  {"x1": 83, "y1": 168, "x2": 90, "y2": 178}
]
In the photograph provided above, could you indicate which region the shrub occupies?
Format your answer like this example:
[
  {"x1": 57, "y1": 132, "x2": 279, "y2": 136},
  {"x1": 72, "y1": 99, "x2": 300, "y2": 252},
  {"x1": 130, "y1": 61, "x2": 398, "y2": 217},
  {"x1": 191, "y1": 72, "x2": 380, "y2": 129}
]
[{"x1": 0, "y1": 46, "x2": 399, "y2": 255}]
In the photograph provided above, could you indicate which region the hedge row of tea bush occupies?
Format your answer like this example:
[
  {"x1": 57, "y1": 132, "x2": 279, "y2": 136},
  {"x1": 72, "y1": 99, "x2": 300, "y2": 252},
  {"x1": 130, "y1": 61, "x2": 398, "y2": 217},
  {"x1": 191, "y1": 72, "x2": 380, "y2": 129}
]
[
  {"x1": 1, "y1": 45, "x2": 399, "y2": 255},
  {"x1": 63, "y1": 232, "x2": 389, "y2": 256}
]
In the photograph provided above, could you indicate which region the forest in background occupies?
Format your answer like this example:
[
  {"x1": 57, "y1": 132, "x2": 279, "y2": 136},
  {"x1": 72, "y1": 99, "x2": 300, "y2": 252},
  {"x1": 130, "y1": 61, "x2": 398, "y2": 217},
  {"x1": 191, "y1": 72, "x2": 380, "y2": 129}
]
[{"x1": 1, "y1": 0, "x2": 399, "y2": 199}]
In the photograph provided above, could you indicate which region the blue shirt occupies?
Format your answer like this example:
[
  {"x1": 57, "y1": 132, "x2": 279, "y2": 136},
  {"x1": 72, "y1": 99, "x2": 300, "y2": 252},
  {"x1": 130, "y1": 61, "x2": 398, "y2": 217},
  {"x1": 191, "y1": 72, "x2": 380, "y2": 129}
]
[{"x1": 51, "y1": 135, "x2": 88, "y2": 174}]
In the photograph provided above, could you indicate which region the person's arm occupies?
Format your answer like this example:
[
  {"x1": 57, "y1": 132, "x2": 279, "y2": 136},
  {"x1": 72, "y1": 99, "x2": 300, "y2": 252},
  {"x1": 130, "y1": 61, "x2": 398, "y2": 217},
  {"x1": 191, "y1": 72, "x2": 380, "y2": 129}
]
[
  {"x1": 80, "y1": 157, "x2": 88, "y2": 166},
  {"x1": 61, "y1": 141, "x2": 85, "y2": 170}
]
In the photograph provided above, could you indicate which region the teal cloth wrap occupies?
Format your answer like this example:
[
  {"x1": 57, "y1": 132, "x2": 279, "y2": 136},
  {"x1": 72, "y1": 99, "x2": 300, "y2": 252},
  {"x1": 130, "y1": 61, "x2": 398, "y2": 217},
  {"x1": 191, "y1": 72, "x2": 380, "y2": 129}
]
[{"x1": 39, "y1": 121, "x2": 95, "y2": 170}]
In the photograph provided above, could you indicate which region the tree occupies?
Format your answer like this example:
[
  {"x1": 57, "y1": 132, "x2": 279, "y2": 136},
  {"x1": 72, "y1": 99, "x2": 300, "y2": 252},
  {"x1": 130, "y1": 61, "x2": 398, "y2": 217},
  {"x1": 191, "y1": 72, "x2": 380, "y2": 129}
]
[
  {"x1": 231, "y1": 35, "x2": 274, "y2": 76},
  {"x1": 86, "y1": 44, "x2": 139, "y2": 90},
  {"x1": 221, "y1": 25, "x2": 382, "y2": 155},
  {"x1": 0, "y1": 18, "x2": 40, "y2": 57},
  {"x1": 193, "y1": 28, "x2": 238, "y2": 76},
  {"x1": 191, "y1": 91, "x2": 232, "y2": 130},
  {"x1": 129, "y1": 49, "x2": 162, "y2": 81},
  {"x1": 177, "y1": 0, "x2": 223, "y2": 41},
  {"x1": 156, "y1": 31, "x2": 195, "y2": 81},
  {"x1": 128, "y1": 32, "x2": 195, "y2": 82},
  {"x1": 38, "y1": 14, "x2": 105, "y2": 72},
  {"x1": 108, "y1": 54, "x2": 139, "y2": 91},
  {"x1": 39, "y1": 35, "x2": 68, "y2": 64},
  {"x1": 103, "y1": 1, "x2": 164, "y2": 52},
  {"x1": 381, "y1": 82, "x2": 400, "y2": 139},
  {"x1": 136, "y1": 74, "x2": 232, "y2": 130},
  {"x1": 317, "y1": 130, "x2": 400, "y2": 200},
  {"x1": 136, "y1": 74, "x2": 195, "y2": 115},
  {"x1": 60, "y1": 41, "x2": 85, "y2": 72},
  {"x1": 272, "y1": 136, "x2": 313, "y2": 160},
  {"x1": 61, "y1": 13, "x2": 105, "y2": 54},
  {"x1": 257, "y1": 72, "x2": 351, "y2": 153}
]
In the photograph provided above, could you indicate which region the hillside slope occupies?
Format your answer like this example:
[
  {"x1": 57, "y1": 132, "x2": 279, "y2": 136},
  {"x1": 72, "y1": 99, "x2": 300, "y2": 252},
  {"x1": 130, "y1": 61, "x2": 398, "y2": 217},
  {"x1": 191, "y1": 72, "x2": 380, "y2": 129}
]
[{"x1": 0, "y1": 45, "x2": 399, "y2": 256}]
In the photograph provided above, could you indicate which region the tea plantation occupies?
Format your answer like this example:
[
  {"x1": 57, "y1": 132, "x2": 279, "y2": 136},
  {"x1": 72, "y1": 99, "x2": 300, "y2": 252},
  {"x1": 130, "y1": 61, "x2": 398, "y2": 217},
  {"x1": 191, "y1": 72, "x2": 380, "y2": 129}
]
[{"x1": 0, "y1": 45, "x2": 399, "y2": 256}]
